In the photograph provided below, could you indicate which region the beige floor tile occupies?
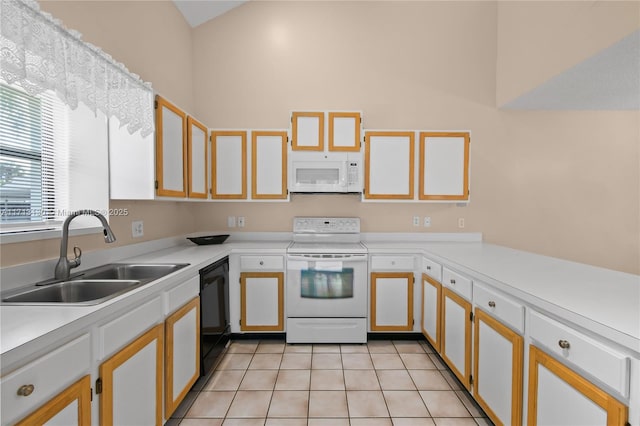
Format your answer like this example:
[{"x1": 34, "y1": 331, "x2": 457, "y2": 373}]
[
  {"x1": 393, "y1": 340, "x2": 427, "y2": 353},
  {"x1": 341, "y1": 353, "x2": 374, "y2": 369},
  {"x1": 420, "y1": 391, "x2": 471, "y2": 418},
  {"x1": 248, "y1": 353, "x2": 282, "y2": 370},
  {"x1": 384, "y1": 390, "x2": 430, "y2": 417},
  {"x1": 441, "y1": 371, "x2": 464, "y2": 390},
  {"x1": 217, "y1": 354, "x2": 253, "y2": 370},
  {"x1": 280, "y1": 353, "x2": 312, "y2": 369},
  {"x1": 408, "y1": 370, "x2": 451, "y2": 390},
  {"x1": 256, "y1": 341, "x2": 286, "y2": 353},
  {"x1": 181, "y1": 419, "x2": 224, "y2": 426},
  {"x1": 344, "y1": 369, "x2": 381, "y2": 390},
  {"x1": 310, "y1": 369, "x2": 345, "y2": 390},
  {"x1": 377, "y1": 369, "x2": 416, "y2": 390},
  {"x1": 455, "y1": 391, "x2": 484, "y2": 417},
  {"x1": 265, "y1": 419, "x2": 307, "y2": 426},
  {"x1": 433, "y1": 419, "x2": 478, "y2": 426},
  {"x1": 308, "y1": 390, "x2": 348, "y2": 418},
  {"x1": 205, "y1": 370, "x2": 245, "y2": 391},
  {"x1": 285, "y1": 344, "x2": 312, "y2": 353},
  {"x1": 346, "y1": 390, "x2": 389, "y2": 417},
  {"x1": 428, "y1": 353, "x2": 448, "y2": 371},
  {"x1": 420, "y1": 341, "x2": 436, "y2": 354},
  {"x1": 222, "y1": 419, "x2": 265, "y2": 426},
  {"x1": 239, "y1": 369, "x2": 278, "y2": 390},
  {"x1": 393, "y1": 418, "x2": 436, "y2": 426},
  {"x1": 268, "y1": 390, "x2": 309, "y2": 418},
  {"x1": 307, "y1": 418, "x2": 350, "y2": 426},
  {"x1": 371, "y1": 353, "x2": 405, "y2": 369},
  {"x1": 400, "y1": 353, "x2": 436, "y2": 369},
  {"x1": 275, "y1": 369, "x2": 311, "y2": 390},
  {"x1": 350, "y1": 418, "x2": 393, "y2": 426},
  {"x1": 341, "y1": 344, "x2": 368, "y2": 353},
  {"x1": 312, "y1": 353, "x2": 342, "y2": 369},
  {"x1": 226, "y1": 341, "x2": 259, "y2": 354},
  {"x1": 186, "y1": 391, "x2": 235, "y2": 418},
  {"x1": 313, "y1": 344, "x2": 341, "y2": 353},
  {"x1": 226, "y1": 390, "x2": 272, "y2": 418},
  {"x1": 367, "y1": 340, "x2": 397, "y2": 353}
]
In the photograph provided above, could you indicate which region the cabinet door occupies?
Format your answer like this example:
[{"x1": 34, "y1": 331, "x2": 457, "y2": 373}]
[
  {"x1": 165, "y1": 297, "x2": 200, "y2": 419},
  {"x1": 421, "y1": 274, "x2": 442, "y2": 352},
  {"x1": 155, "y1": 95, "x2": 187, "y2": 197},
  {"x1": 15, "y1": 376, "x2": 91, "y2": 426},
  {"x1": 328, "y1": 112, "x2": 361, "y2": 152},
  {"x1": 441, "y1": 287, "x2": 472, "y2": 390},
  {"x1": 370, "y1": 272, "x2": 414, "y2": 331},
  {"x1": 419, "y1": 132, "x2": 470, "y2": 201},
  {"x1": 291, "y1": 111, "x2": 324, "y2": 151},
  {"x1": 527, "y1": 345, "x2": 628, "y2": 426},
  {"x1": 252, "y1": 131, "x2": 288, "y2": 199},
  {"x1": 240, "y1": 272, "x2": 284, "y2": 331},
  {"x1": 187, "y1": 117, "x2": 208, "y2": 199},
  {"x1": 473, "y1": 308, "x2": 523, "y2": 426},
  {"x1": 211, "y1": 130, "x2": 247, "y2": 199},
  {"x1": 99, "y1": 324, "x2": 163, "y2": 426},
  {"x1": 364, "y1": 131, "x2": 415, "y2": 199}
]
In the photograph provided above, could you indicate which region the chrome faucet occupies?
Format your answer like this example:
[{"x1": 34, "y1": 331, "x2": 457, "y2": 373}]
[{"x1": 54, "y1": 210, "x2": 116, "y2": 281}]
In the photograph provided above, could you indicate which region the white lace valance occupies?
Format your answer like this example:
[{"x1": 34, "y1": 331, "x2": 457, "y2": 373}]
[{"x1": 0, "y1": 0, "x2": 154, "y2": 137}]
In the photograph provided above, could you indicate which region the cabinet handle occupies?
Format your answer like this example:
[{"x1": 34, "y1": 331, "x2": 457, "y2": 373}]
[
  {"x1": 450, "y1": 279, "x2": 456, "y2": 285},
  {"x1": 488, "y1": 301, "x2": 496, "y2": 308},
  {"x1": 426, "y1": 266, "x2": 431, "y2": 270},
  {"x1": 17, "y1": 384, "x2": 34, "y2": 397},
  {"x1": 391, "y1": 261, "x2": 396, "y2": 265},
  {"x1": 558, "y1": 340, "x2": 571, "y2": 349},
  {"x1": 259, "y1": 261, "x2": 264, "y2": 266}
]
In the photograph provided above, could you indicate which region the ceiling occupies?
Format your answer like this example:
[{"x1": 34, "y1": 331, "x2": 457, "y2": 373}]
[{"x1": 172, "y1": 0, "x2": 247, "y2": 28}]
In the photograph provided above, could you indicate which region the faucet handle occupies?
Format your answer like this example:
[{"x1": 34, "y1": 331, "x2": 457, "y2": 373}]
[{"x1": 70, "y1": 246, "x2": 82, "y2": 268}]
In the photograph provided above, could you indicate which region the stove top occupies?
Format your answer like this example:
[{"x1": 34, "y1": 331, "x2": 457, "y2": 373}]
[
  {"x1": 288, "y1": 241, "x2": 367, "y2": 254},
  {"x1": 289, "y1": 217, "x2": 365, "y2": 254}
]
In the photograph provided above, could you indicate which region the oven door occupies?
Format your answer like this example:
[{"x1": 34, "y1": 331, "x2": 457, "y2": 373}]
[{"x1": 286, "y1": 253, "x2": 367, "y2": 317}]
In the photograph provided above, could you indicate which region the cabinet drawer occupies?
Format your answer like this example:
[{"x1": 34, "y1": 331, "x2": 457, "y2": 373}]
[
  {"x1": 529, "y1": 310, "x2": 630, "y2": 397},
  {"x1": 422, "y1": 257, "x2": 442, "y2": 282},
  {"x1": 442, "y1": 268, "x2": 472, "y2": 301},
  {"x1": 371, "y1": 255, "x2": 415, "y2": 271},
  {"x1": 474, "y1": 283, "x2": 524, "y2": 333},
  {"x1": 241, "y1": 255, "x2": 284, "y2": 270},
  {"x1": 99, "y1": 296, "x2": 163, "y2": 359},
  {"x1": 1, "y1": 334, "x2": 91, "y2": 425},
  {"x1": 165, "y1": 275, "x2": 199, "y2": 315}
]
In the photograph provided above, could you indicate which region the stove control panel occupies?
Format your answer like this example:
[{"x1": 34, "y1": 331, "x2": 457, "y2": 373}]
[{"x1": 293, "y1": 217, "x2": 360, "y2": 234}]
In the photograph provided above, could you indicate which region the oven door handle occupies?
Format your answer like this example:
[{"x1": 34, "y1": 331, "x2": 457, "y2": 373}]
[{"x1": 287, "y1": 254, "x2": 368, "y2": 262}]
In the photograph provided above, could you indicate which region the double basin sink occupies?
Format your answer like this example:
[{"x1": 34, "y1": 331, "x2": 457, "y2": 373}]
[{"x1": 2, "y1": 263, "x2": 189, "y2": 306}]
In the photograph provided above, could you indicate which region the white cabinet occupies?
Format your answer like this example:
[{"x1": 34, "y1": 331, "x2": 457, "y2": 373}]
[
  {"x1": 187, "y1": 117, "x2": 208, "y2": 199},
  {"x1": 291, "y1": 111, "x2": 324, "y2": 151},
  {"x1": 419, "y1": 132, "x2": 470, "y2": 201},
  {"x1": 251, "y1": 130, "x2": 288, "y2": 199},
  {"x1": 211, "y1": 130, "x2": 247, "y2": 199},
  {"x1": 240, "y1": 272, "x2": 284, "y2": 331},
  {"x1": 421, "y1": 273, "x2": 442, "y2": 352},
  {"x1": 370, "y1": 271, "x2": 414, "y2": 331},
  {"x1": 441, "y1": 287, "x2": 472, "y2": 390},
  {"x1": 328, "y1": 112, "x2": 361, "y2": 151},
  {"x1": 364, "y1": 131, "x2": 415, "y2": 199},
  {"x1": 155, "y1": 95, "x2": 187, "y2": 197}
]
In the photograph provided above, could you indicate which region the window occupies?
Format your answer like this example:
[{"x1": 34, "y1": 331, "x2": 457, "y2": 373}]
[{"x1": 0, "y1": 84, "x2": 109, "y2": 237}]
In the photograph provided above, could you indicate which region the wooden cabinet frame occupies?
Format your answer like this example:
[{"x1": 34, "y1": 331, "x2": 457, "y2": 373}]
[
  {"x1": 211, "y1": 130, "x2": 247, "y2": 199},
  {"x1": 165, "y1": 297, "x2": 200, "y2": 419},
  {"x1": 370, "y1": 272, "x2": 414, "y2": 331},
  {"x1": 155, "y1": 95, "x2": 187, "y2": 197},
  {"x1": 441, "y1": 287, "x2": 472, "y2": 390},
  {"x1": 421, "y1": 273, "x2": 442, "y2": 352},
  {"x1": 328, "y1": 112, "x2": 361, "y2": 152},
  {"x1": 186, "y1": 116, "x2": 209, "y2": 199},
  {"x1": 240, "y1": 272, "x2": 284, "y2": 331},
  {"x1": 473, "y1": 308, "x2": 524, "y2": 426},
  {"x1": 16, "y1": 375, "x2": 91, "y2": 426},
  {"x1": 251, "y1": 130, "x2": 288, "y2": 199},
  {"x1": 292, "y1": 111, "x2": 324, "y2": 151},
  {"x1": 418, "y1": 131, "x2": 470, "y2": 201},
  {"x1": 364, "y1": 131, "x2": 415, "y2": 199},
  {"x1": 527, "y1": 345, "x2": 628, "y2": 426}
]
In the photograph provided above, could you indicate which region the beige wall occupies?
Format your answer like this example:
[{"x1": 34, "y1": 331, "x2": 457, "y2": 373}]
[{"x1": 496, "y1": 1, "x2": 640, "y2": 106}]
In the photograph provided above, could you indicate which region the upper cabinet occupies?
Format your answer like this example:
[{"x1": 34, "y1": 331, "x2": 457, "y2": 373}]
[
  {"x1": 291, "y1": 111, "x2": 362, "y2": 152},
  {"x1": 328, "y1": 112, "x2": 361, "y2": 152},
  {"x1": 364, "y1": 131, "x2": 415, "y2": 200},
  {"x1": 211, "y1": 130, "x2": 247, "y2": 199},
  {"x1": 252, "y1": 131, "x2": 288, "y2": 200},
  {"x1": 291, "y1": 111, "x2": 324, "y2": 151},
  {"x1": 155, "y1": 96, "x2": 187, "y2": 197},
  {"x1": 187, "y1": 117, "x2": 208, "y2": 199},
  {"x1": 419, "y1": 132, "x2": 470, "y2": 201}
]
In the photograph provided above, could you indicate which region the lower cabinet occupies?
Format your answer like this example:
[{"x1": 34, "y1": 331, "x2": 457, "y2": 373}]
[
  {"x1": 240, "y1": 272, "x2": 284, "y2": 331},
  {"x1": 441, "y1": 287, "x2": 472, "y2": 390},
  {"x1": 527, "y1": 345, "x2": 628, "y2": 426},
  {"x1": 98, "y1": 324, "x2": 164, "y2": 426},
  {"x1": 15, "y1": 376, "x2": 91, "y2": 426},
  {"x1": 370, "y1": 272, "x2": 414, "y2": 331},
  {"x1": 473, "y1": 308, "x2": 523, "y2": 426},
  {"x1": 421, "y1": 273, "x2": 442, "y2": 352}
]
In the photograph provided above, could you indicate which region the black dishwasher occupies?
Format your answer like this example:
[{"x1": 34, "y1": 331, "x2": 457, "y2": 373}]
[{"x1": 199, "y1": 256, "x2": 230, "y2": 377}]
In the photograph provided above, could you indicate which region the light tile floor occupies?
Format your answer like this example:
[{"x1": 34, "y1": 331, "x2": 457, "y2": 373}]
[{"x1": 170, "y1": 339, "x2": 492, "y2": 426}]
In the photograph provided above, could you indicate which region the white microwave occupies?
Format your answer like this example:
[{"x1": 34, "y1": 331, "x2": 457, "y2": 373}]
[{"x1": 289, "y1": 152, "x2": 363, "y2": 193}]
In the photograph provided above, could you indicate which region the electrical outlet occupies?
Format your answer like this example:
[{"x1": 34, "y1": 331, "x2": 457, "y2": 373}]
[
  {"x1": 424, "y1": 217, "x2": 431, "y2": 227},
  {"x1": 131, "y1": 220, "x2": 144, "y2": 238},
  {"x1": 413, "y1": 216, "x2": 420, "y2": 227},
  {"x1": 458, "y1": 218, "x2": 465, "y2": 228},
  {"x1": 238, "y1": 216, "x2": 245, "y2": 228},
  {"x1": 227, "y1": 216, "x2": 236, "y2": 228}
]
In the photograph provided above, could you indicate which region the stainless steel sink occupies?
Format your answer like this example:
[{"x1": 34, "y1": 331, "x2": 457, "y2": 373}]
[
  {"x1": 80, "y1": 263, "x2": 189, "y2": 282},
  {"x1": 1, "y1": 280, "x2": 143, "y2": 305}
]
